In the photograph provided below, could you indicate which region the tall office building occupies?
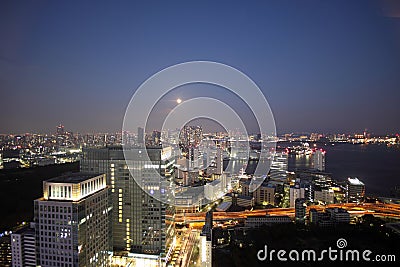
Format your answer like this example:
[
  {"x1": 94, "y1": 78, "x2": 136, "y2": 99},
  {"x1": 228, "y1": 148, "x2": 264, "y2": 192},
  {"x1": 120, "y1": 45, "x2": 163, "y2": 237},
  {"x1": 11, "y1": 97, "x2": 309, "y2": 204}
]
[
  {"x1": 311, "y1": 149, "x2": 326, "y2": 171},
  {"x1": 200, "y1": 211, "x2": 212, "y2": 267},
  {"x1": 179, "y1": 125, "x2": 202, "y2": 153},
  {"x1": 81, "y1": 146, "x2": 175, "y2": 261},
  {"x1": 146, "y1": 131, "x2": 162, "y2": 147},
  {"x1": 137, "y1": 127, "x2": 144, "y2": 145},
  {"x1": 0, "y1": 234, "x2": 11, "y2": 267},
  {"x1": 346, "y1": 177, "x2": 365, "y2": 203},
  {"x1": 289, "y1": 185, "x2": 305, "y2": 208},
  {"x1": 216, "y1": 147, "x2": 223, "y2": 175},
  {"x1": 11, "y1": 223, "x2": 36, "y2": 267},
  {"x1": 34, "y1": 173, "x2": 111, "y2": 267},
  {"x1": 56, "y1": 124, "x2": 66, "y2": 148}
]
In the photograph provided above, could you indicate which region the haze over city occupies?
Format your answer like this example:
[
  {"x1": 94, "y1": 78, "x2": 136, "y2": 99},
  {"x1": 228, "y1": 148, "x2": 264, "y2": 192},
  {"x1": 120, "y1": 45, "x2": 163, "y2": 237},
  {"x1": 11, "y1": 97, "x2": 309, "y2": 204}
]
[{"x1": 1, "y1": 0, "x2": 400, "y2": 134}]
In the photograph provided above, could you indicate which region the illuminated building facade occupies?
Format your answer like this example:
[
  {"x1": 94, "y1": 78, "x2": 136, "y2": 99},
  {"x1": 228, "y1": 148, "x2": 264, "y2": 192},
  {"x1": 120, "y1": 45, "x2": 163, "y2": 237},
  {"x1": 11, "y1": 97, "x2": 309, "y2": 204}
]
[
  {"x1": 289, "y1": 185, "x2": 305, "y2": 208},
  {"x1": 269, "y1": 151, "x2": 288, "y2": 181},
  {"x1": 179, "y1": 125, "x2": 203, "y2": 155},
  {"x1": 11, "y1": 223, "x2": 36, "y2": 267},
  {"x1": 295, "y1": 198, "x2": 307, "y2": 223},
  {"x1": 311, "y1": 149, "x2": 326, "y2": 171},
  {"x1": 34, "y1": 173, "x2": 111, "y2": 267},
  {"x1": 253, "y1": 182, "x2": 275, "y2": 205},
  {"x1": 80, "y1": 146, "x2": 175, "y2": 262},
  {"x1": 346, "y1": 177, "x2": 365, "y2": 203},
  {"x1": 200, "y1": 211, "x2": 212, "y2": 267},
  {"x1": 0, "y1": 234, "x2": 11, "y2": 267}
]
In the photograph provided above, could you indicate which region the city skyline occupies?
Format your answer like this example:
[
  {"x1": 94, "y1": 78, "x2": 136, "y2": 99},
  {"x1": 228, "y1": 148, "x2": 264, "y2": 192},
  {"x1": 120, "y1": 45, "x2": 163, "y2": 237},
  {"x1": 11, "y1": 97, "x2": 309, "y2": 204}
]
[
  {"x1": 1, "y1": 1, "x2": 400, "y2": 134},
  {"x1": 1, "y1": 1, "x2": 400, "y2": 266}
]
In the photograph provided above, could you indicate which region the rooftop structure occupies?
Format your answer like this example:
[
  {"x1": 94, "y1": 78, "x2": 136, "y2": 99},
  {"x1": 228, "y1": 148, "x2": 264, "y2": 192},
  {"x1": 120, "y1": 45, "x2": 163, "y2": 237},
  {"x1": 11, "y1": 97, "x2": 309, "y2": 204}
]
[
  {"x1": 43, "y1": 172, "x2": 106, "y2": 201},
  {"x1": 35, "y1": 173, "x2": 111, "y2": 267}
]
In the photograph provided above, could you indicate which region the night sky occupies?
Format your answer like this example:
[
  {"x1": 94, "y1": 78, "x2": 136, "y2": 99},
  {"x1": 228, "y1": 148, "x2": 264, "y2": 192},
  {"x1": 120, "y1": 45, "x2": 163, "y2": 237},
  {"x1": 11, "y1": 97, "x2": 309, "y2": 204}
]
[{"x1": 1, "y1": 0, "x2": 399, "y2": 134}]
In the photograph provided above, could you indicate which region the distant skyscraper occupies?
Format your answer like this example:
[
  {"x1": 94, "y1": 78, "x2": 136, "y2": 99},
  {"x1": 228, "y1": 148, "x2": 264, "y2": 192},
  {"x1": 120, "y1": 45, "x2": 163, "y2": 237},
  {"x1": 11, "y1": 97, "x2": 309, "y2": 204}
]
[
  {"x1": 311, "y1": 149, "x2": 326, "y2": 171},
  {"x1": 215, "y1": 146, "x2": 223, "y2": 175},
  {"x1": 147, "y1": 130, "x2": 162, "y2": 146},
  {"x1": 11, "y1": 223, "x2": 36, "y2": 267},
  {"x1": 137, "y1": 127, "x2": 144, "y2": 145},
  {"x1": 346, "y1": 177, "x2": 365, "y2": 203},
  {"x1": 34, "y1": 173, "x2": 111, "y2": 267},
  {"x1": 56, "y1": 124, "x2": 65, "y2": 135},
  {"x1": 56, "y1": 124, "x2": 70, "y2": 148},
  {"x1": 80, "y1": 146, "x2": 175, "y2": 260},
  {"x1": 179, "y1": 125, "x2": 202, "y2": 156}
]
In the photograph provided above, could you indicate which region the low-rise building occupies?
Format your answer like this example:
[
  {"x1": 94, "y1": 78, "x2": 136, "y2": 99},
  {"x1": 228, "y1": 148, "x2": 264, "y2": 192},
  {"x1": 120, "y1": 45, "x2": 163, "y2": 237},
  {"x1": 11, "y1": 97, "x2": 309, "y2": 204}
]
[
  {"x1": 245, "y1": 215, "x2": 292, "y2": 228},
  {"x1": 314, "y1": 189, "x2": 335, "y2": 204},
  {"x1": 309, "y1": 207, "x2": 350, "y2": 227}
]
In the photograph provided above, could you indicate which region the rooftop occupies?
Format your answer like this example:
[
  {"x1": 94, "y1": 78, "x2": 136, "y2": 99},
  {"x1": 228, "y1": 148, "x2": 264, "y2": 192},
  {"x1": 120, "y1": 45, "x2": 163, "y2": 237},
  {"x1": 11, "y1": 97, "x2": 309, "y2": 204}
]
[
  {"x1": 347, "y1": 177, "x2": 365, "y2": 186},
  {"x1": 46, "y1": 172, "x2": 103, "y2": 184},
  {"x1": 237, "y1": 195, "x2": 253, "y2": 200}
]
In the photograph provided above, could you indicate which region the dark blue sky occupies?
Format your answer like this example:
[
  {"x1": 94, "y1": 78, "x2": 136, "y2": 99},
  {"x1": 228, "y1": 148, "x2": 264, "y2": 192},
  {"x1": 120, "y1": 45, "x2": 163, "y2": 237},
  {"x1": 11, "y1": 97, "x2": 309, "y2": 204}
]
[{"x1": 1, "y1": 0, "x2": 399, "y2": 134}]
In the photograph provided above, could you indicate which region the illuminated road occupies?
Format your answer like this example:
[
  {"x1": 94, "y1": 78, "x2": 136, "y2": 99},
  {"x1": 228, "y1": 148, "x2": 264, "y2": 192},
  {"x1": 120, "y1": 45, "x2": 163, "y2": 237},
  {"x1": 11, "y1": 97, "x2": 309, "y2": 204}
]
[
  {"x1": 171, "y1": 203, "x2": 400, "y2": 226},
  {"x1": 168, "y1": 227, "x2": 200, "y2": 267}
]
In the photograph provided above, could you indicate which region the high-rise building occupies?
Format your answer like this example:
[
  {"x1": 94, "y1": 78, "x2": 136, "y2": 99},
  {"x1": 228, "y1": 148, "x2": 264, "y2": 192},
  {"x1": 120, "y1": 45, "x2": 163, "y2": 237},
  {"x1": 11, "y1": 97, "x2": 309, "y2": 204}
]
[
  {"x1": 295, "y1": 198, "x2": 307, "y2": 223},
  {"x1": 56, "y1": 124, "x2": 66, "y2": 148},
  {"x1": 200, "y1": 211, "x2": 212, "y2": 267},
  {"x1": 56, "y1": 124, "x2": 65, "y2": 135},
  {"x1": 11, "y1": 223, "x2": 36, "y2": 267},
  {"x1": 253, "y1": 182, "x2": 275, "y2": 205},
  {"x1": 289, "y1": 185, "x2": 305, "y2": 207},
  {"x1": 346, "y1": 177, "x2": 365, "y2": 203},
  {"x1": 0, "y1": 234, "x2": 11, "y2": 267},
  {"x1": 80, "y1": 146, "x2": 175, "y2": 262},
  {"x1": 137, "y1": 127, "x2": 144, "y2": 145},
  {"x1": 146, "y1": 131, "x2": 162, "y2": 146},
  {"x1": 309, "y1": 208, "x2": 319, "y2": 224},
  {"x1": 215, "y1": 146, "x2": 223, "y2": 175},
  {"x1": 34, "y1": 173, "x2": 111, "y2": 267},
  {"x1": 311, "y1": 149, "x2": 326, "y2": 171},
  {"x1": 179, "y1": 126, "x2": 202, "y2": 153}
]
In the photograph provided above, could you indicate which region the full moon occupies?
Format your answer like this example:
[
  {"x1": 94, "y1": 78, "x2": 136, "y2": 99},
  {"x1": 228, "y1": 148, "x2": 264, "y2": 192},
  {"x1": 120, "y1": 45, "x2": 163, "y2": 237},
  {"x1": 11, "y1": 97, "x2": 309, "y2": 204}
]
[{"x1": 176, "y1": 98, "x2": 182, "y2": 104}]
